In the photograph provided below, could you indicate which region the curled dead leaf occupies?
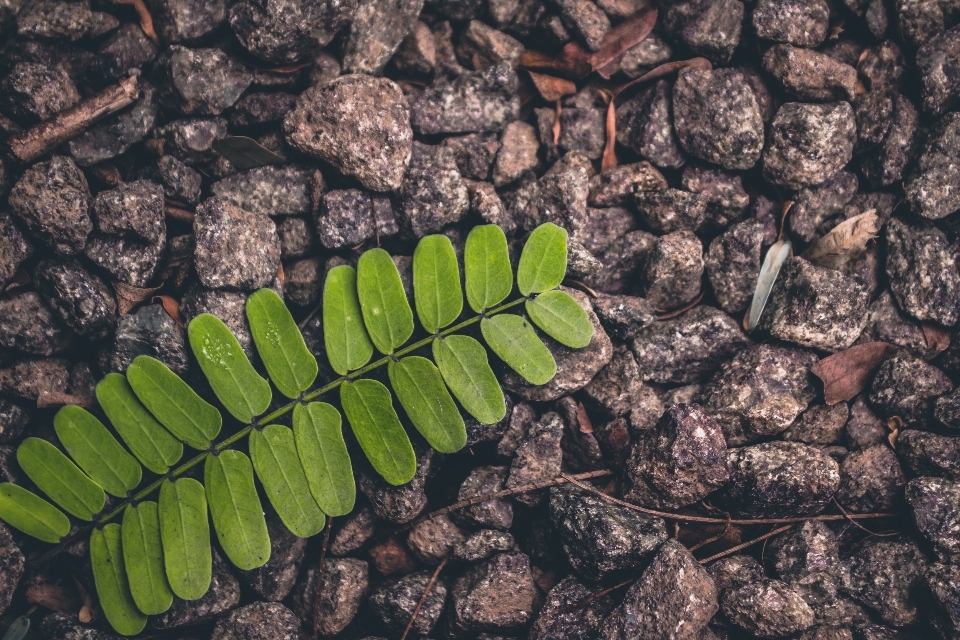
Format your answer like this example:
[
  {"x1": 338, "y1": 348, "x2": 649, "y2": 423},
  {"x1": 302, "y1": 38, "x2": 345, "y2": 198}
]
[
  {"x1": 591, "y1": 7, "x2": 658, "y2": 79},
  {"x1": 657, "y1": 291, "x2": 704, "y2": 319},
  {"x1": 801, "y1": 210, "x2": 879, "y2": 269},
  {"x1": 576, "y1": 402, "x2": 594, "y2": 434},
  {"x1": 153, "y1": 295, "x2": 185, "y2": 328},
  {"x1": 811, "y1": 342, "x2": 898, "y2": 405},
  {"x1": 117, "y1": 0, "x2": 157, "y2": 42},
  {"x1": 4, "y1": 270, "x2": 29, "y2": 292},
  {"x1": 520, "y1": 42, "x2": 593, "y2": 79},
  {"x1": 599, "y1": 89, "x2": 617, "y2": 172},
  {"x1": 113, "y1": 281, "x2": 162, "y2": 315},
  {"x1": 526, "y1": 71, "x2": 577, "y2": 102},
  {"x1": 886, "y1": 416, "x2": 902, "y2": 448},
  {"x1": 922, "y1": 322, "x2": 951, "y2": 355},
  {"x1": 613, "y1": 57, "x2": 712, "y2": 99}
]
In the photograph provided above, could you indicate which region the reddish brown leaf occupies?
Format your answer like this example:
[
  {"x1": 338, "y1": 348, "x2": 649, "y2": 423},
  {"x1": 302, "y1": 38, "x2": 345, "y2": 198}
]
[
  {"x1": 922, "y1": 323, "x2": 951, "y2": 355},
  {"x1": 614, "y1": 57, "x2": 712, "y2": 98},
  {"x1": 277, "y1": 262, "x2": 285, "y2": 285},
  {"x1": 521, "y1": 43, "x2": 592, "y2": 79},
  {"x1": 591, "y1": 7, "x2": 658, "y2": 78},
  {"x1": 656, "y1": 291, "x2": 704, "y2": 319},
  {"x1": 552, "y1": 100, "x2": 562, "y2": 147},
  {"x1": 165, "y1": 204, "x2": 195, "y2": 223},
  {"x1": 37, "y1": 392, "x2": 96, "y2": 409},
  {"x1": 113, "y1": 281, "x2": 162, "y2": 315},
  {"x1": 576, "y1": 402, "x2": 594, "y2": 434},
  {"x1": 527, "y1": 71, "x2": 577, "y2": 102},
  {"x1": 117, "y1": 0, "x2": 157, "y2": 42},
  {"x1": 601, "y1": 94, "x2": 617, "y2": 172},
  {"x1": 153, "y1": 295, "x2": 185, "y2": 328},
  {"x1": 811, "y1": 342, "x2": 898, "y2": 405},
  {"x1": 27, "y1": 584, "x2": 81, "y2": 612}
]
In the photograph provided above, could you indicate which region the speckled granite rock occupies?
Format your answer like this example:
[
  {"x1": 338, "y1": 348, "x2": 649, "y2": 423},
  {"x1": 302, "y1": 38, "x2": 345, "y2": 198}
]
[
  {"x1": 370, "y1": 570, "x2": 447, "y2": 636},
  {"x1": 0, "y1": 358, "x2": 70, "y2": 402},
  {"x1": 210, "y1": 165, "x2": 312, "y2": 219},
  {"x1": 8, "y1": 155, "x2": 91, "y2": 255},
  {"x1": 210, "y1": 602, "x2": 299, "y2": 640},
  {"x1": 640, "y1": 230, "x2": 703, "y2": 311},
  {"x1": 154, "y1": 46, "x2": 252, "y2": 116},
  {"x1": 180, "y1": 286, "x2": 253, "y2": 357},
  {"x1": 530, "y1": 575, "x2": 617, "y2": 640},
  {"x1": 284, "y1": 75, "x2": 412, "y2": 192},
  {"x1": 762, "y1": 102, "x2": 857, "y2": 190},
  {"x1": 154, "y1": 552, "x2": 241, "y2": 628},
  {"x1": 788, "y1": 171, "x2": 859, "y2": 243},
  {"x1": 762, "y1": 45, "x2": 857, "y2": 102},
  {"x1": 915, "y1": 24, "x2": 960, "y2": 117},
  {"x1": 836, "y1": 445, "x2": 905, "y2": 513},
  {"x1": 898, "y1": 430, "x2": 960, "y2": 479},
  {"x1": 447, "y1": 552, "x2": 537, "y2": 636},
  {"x1": 411, "y1": 63, "x2": 520, "y2": 135},
  {"x1": 292, "y1": 558, "x2": 368, "y2": 635},
  {"x1": 906, "y1": 476, "x2": 960, "y2": 558},
  {"x1": 359, "y1": 448, "x2": 431, "y2": 524},
  {"x1": 705, "y1": 219, "x2": 767, "y2": 314},
  {"x1": 343, "y1": 0, "x2": 422, "y2": 74},
  {"x1": 784, "y1": 403, "x2": 849, "y2": 445},
  {"x1": 885, "y1": 217, "x2": 960, "y2": 326},
  {"x1": 843, "y1": 537, "x2": 926, "y2": 627},
  {"x1": 615, "y1": 80, "x2": 685, "y2": 169},
  {"x1": 661, "y1": 0, "x2": 744, "y2": 64},
  {"x1": 904, "y1": 112, "x2": 960, "y2": 221},
  {"x1": 752, "y1": 0, "x2": 830, "y2": 46},
  {"x1": 0, "y1": 292, "x2": 72, "y2": 356},
  {"x1": 230, "y1": 0, "x2": 356, "y2": 64},
  {"x1": 0, "y1": 522, "x2": 23, "y2": 617},
  {"x1": 453, "y1": 465, "x2": 513, "y2": 530},
  {"x1": 193, "y1": 197, "x2": 280, "y2": 291},
  {"x1": 869, "y1": 354, "x2": 953, "y2": 425},
  {"x1": 33, "y1": 257, "x2": 116, "y2": 340},
  {"x1": 0, "y1": 213, "x2": 31, "y2": 290},
  {"x1": 722, "y1": 579, "x2": 815, "y2": 638},
  {"x1": 924, "y1": 562, "x2": 960, "y2": 639},
  {"x1": 104, "y1": 304, "x2": 188, "y2": 375}
]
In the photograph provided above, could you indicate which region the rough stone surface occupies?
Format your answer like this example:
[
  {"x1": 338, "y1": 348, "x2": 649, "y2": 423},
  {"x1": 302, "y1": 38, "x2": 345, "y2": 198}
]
[
  {"x1": 180, "y1": 286, "x2": 253, "y2": 357},
  {"x1": 448, "y1": 552, "x2": 537, "y2": 636},
  {"x1": 292, "y1": 558, "x2": 368, "y2": 635},
  {"x1": 869, "y1": 354, "x2": 953, "y2": 425},
  {"x1": 155, "y1": 552, "x2": 241, "y2": 628},
  {"x1": 916, "y1": 24, "x2": 960, "y2": 117},
  {"x1": 616, "y1": 80, "x2": 685, "y2": 169},
  {"x1": 210, "y1": 165, "x2": 312, "y2": 219},
  {"x1": 454, "y1": 465, "x2": 513, "y2": 530},
  {"x1": 411, "y1": 63, "x2": 520, "y2": 135},
  {"x1": 705, "y1": 219, "x2": 767, "y2": 314},
  {"x1": 924, "y1": 562, "x2": 960, "y2": 639},
  {"x1": 1, "y1": 61, "x2": 79, "y2": 122},
  {"x1": 588, "y1": 162, "x2": 666, "y2": 208},
  {"x1": 343, "y1": 0, "x2": 422, "y2": 75},
  {"x1": 359, "y1": 449, "x2": 431, "y2": 524},
  {"x1": 145, "y1": 0, "x2": 226, "y2": 42},
  {"x1": 906, "y1": 476, "x2": 960, "y2": 558},
  {"x1": 721, "y1": 579, "x2": 816, "y2": 638},
  {"x1": 843, "y1": 538, "x2": 926, "y2": 627},
  {"x1": 92, "y1": 180, "x2": 165, "y2": 244},
  {"x1": 885, "y1": 217, "x2": 960, "y2": 326},
  {"x1": 661, "y1": 0, "x2": 744, "y2": 64},
  {"x1": 505, "y1": 412, "x2": 564, "y2": 507},
  {"x1": 762, "y1": 45, "x2": 857, "y2": 102},
  {"x1": 836, "y1": 445, "x2": 905, "y2": 513},
  {"x1": 0, "y1": 213, "x2": 32, "y2": 290},
  {"x1": 210, "y1": 602, "x2": 299, "y2": 640},
  {"x1": 33, "y1": 258, "x2": 116, "y2": 340},
  {"x1": 0, "y1": 358, "x2": 71, "y2": 403},
  {"x1": 752, "y1": 0, "x2": 830, "y2": 46},
  {"x1": 406, "y1": 512, "x2": 464, "y2": 564},
  {"x1": 897, "y1": 430, "x2": 960, "y2": 480},
  {"x1": 634, "y1": 189, "x2": 707, "y2": 234},
  {"x1": 240, "y1": 514, "x2": 306, "y2": 602},
  {"x1": 904, "y1": 112, "x2": 960, "y2": 221},
  {"x1": 762, "y1": 102, "x2": 857, "y2": 190},
  {"x1": 105, "y1": 304, "x2": 188, "y2": 375},
  {"x1": 154, "y1": 46, "x2": 252, "y2": 115},
  {"x1": 396, "y1": 142, "x2": 470, "y2": 238},
  {"x1": 369, "y1": 570, "x2": 447, "y2": 636},
  {"x1": 788, "y1": 171, "x2": 859, "y2": 243},
  {"x1": 784, "y1": 403, "x2": 849, "y2": 445},
  {"x1": 530, "y1": 575, "x2": 617, "y2": 640},
  {"x1": 229, "y1": 0, "x2": 355, "y2": 64},
  {"x1": 0, "y1": 292, "x2": 72, "y2": 356},
  {"x1": 640, "y1": 230, "x2": 703, "y2": 311},
  {"x1": 8, "y1": 155, "x2": 91, "y2": 255},
  {"x1": 193, "y1": 197, "x2": 280, "y2": 291},
  {"x1": 0, "y1": 523, "x2": 23, "y2": 617}
]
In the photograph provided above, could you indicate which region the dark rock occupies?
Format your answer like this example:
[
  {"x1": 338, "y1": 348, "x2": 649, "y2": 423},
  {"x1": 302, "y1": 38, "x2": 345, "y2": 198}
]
[
  {"x1": 762, "y1": 102, "x2": 857, "y2": 190},
  {"x1": 557, "y1": 107, "x2": 605, "y2": 160},
  {"x1": 277, "y1": 217, "x2": 316, "y2": 260},
  {"x1": 441, "y1": 133, "x2": 501, "y2": 181},
  {"x1": 681, "y1": 165, "x2": 750, "y2": 233},
  {"x1": 370, "y1": 570, "x2": 447, "y2": 637},
  {"x1": 836, "y1": 445, "x2": 905, "y2": 512},
  {"x1": 705, "y1": 219, "x2": 767, "y2": 314},
  {"x1": 284, "y1": 75, "x2": 412, "y2": 192},
  {"x1": 145, "y1": 0, "x2": 226, "y2": 42},
  {"x1": 553, "y1": 0, "x2": 610, "y2": 51},
  {"x1": 406, "y1": 513, "x2": 465, "y2": 564},
  {"x1": 91, "y1": 24, "x2": 158, "y2": 81},
  {"x1": 393, "y1": 21, "x2": 438, "y2": 76},
  {"x1": 0, "y1": 523, "x2": 23, "y2": 617},
  {"x1": 858, "y1": 290, "x2": 938, "y2": 360},
  {"x1": 193, "y1": 197, "x2": 280, "y2": 291},
  {"x1": 154, "y1": 552, "x2": 241, "y2": 628},
  {"x1": 763, "y1": 45, "x2": 857, "y2": 102},
  {"x1": 92, "y1": 180, "x2": 165, "y2": 244},
  {"x1": 631, "y1": 306, "x2": 750, "y2": 384},
  {"x1": 897, "y1": 430, "x2": 960, "y2": 480},
  {"x1": 1, "y1": 62, "x2": 78, "y2": 123},
  {"x1": 634, "y1": 189, "x2": 708, "y2": 234},
  {"x1": 550, "y1": 483, "x2": 667, "y2": 582},
  {"x1": 752, "y1": 0, "x2": 830, "y2": 46},
  {"x1": 887, "y1": 219, "x2": 960, "y2": 327},
  {"x1": 396, "y1": 142, "x2": 470, "y2": 238},
  {"x1": 84, "y1": 234, "x2": 165, "y2": 288},
  {"x1": 924, "y1": 563, "x2": 960, "y2": 639},
  {"x1": 641, "y1": 231, "x2": 703, "y2": 311},
  {"x1": 154, "y1": 117, "x2": 228, "y2": 165},
  {"x1": 904, "y1": 112, "x2": 960, "y2": 220},
  {"x1": 757, "y1": 258, "x2": 870, "y2": 352},
  {"x1": 180, "y1": 286, "x2": 253, "y2": 357},
  {"x1": 700, "y1": 344, "x2": 818, "y2": 445},
  {"x1": 8, "y1": 155, "x2": 91, "y2": 255},
  {"x1": 582, "y1": 230, "x2": 656, "y2": 295},
  {"x1": 721, "y1": 579, "x2": 815, "y2": 638},
  {"x1": 0, "y1": 399, "x2": 30, "y2": 444},
  {"x1": 466, "y1": 180, "x2": 514, "y2": 233},
  {"x1": 492, "y1": 121, "x2": 538, "y2": 186},
  {"x1": 453, "y1": 529, "x2": 517, "y2": 562},
  {"x1": 359, "y1": 448, "x2": 431, "y2": 524},
  {"x1": 530, "y1": 575, "x2": 617, "y2": 640},
  {"x1": 211, "y1": 165, "x2": 312, "y2": 219},
  {"x1": 317, "y1": 189, "x2": 398, "y2": 249},
  {"x1": 229, "y1": 92, "x2": 298, "y2": 127},
  {"x1": 622, "y1": 403, "x2": 730, "y2": 509},
  {"x1": 588, "y1": 162, "x2": 666, "y2": 208},
  {"x1": 283, "y1": 258, "x2": 322, "y2": 308},
  {"x1": 453, "y1": 465, "x2": 513, "y2": 530},
  {"x1": 619, "y1": 32, "x2": 674, "y2": 77},
  {"x1": 860, "y1": 95, "x2": 919, "y2": 187},
  {"x1": 411, "y1": 63, "x2": 520, "y2": 135},
  {"x1": 718, "y1": 441, "x2": 841, "y2": 518},
  {"x1": 869, "y1": 354, "x2": 953, "y2": 425},
  {"x1": 843, "y1": 538, "x2": 926, "y2": 627},
  {"x1": 582, "y1": 348, "x2": 649, "y2": 418},
  {"x1": 784, "y1": 403, "x2": 849, "y2": 445},
  {"x1": 0, "y1": 358, "x2": 70, "y2": 402},
  {"x1": 591, "y1": 295, "x2": 657, "y2": 342},
  {"x1": 139, "y1": 156, "x2": 202, "y2": 206},
  {"x1": 16, "y1": 1, "x2": 117, "y2": 41},
  {"x1": 210, "y1": 602, "x2": 299, "y2": 640},
  {"x1": 661, "y1": 0, "x2": 744, "y2": 64},
  {"x1": 329, "y1": 505, "x2": 378, "y2": 556},
  {"x1": 510, "y1": 152, "x2": 592, "y2": 233},
  {"x1": 505, "y1": 412, "x2": 564, "y2": 507},
  {"x1": 40, "y1": 613, "x2": 120, "y2": 640},
  {"x1": 616, "y1": 80, "x2": 685, "y2": 169},
  {"x1": 292, "y1": 558, "x2": 368, "y2": 635},
  {"x1": 343, "y1": 0, "x2": 422, "y2": 74},
  {"x1": 0, "y1": 213, "x2": 31, "y2": 290},
  {"x1": 853, "y1": 91, "x2": 895, "y2": 153},
  {"x1": 672, "y1": 67, "x2": 765, "y2": 171},
  {"x1": 230, "y1": 0, "x2": 355, "y2": 64},
  {"x1": 0, "y1": 292, "x2": 72, "y2": 356},
  {"x1": 916, "y1": 25, "x2": 960, "y2": 118},
  {"x1": 240, "y1": 514, "x2": 306, "y2": 601},
  {"x1": 370, "y1": 535, "x2": 420, "y2": 576},
  {"x1": 600, "y1": 539, "x2": 718, "y2": 640},
  {"x1": 906, "y1": 477, "x2": 960, "y2": 560},
  {"x1": 464, "y1": 393, "x2": 514, "y2": 446},
  {"x1": 33, "y1": 258, "x2": 116, "y2": 340},
  {"x1": 769, "y1": 520, "x2": 842, "y2": 599},
  {"x1": 789, "y1": 171, "x2": 859, "y2": 244},
  {"x1": 105, "y1": 304, "x2": 188, "y2": 375},
  {"x1": 448, "y1": 552, "x2": 537, "y2": 636},
  {"x1": 858, "y1": 41, "x2": 906, "y2": 93},
  {"x1": 456, "y1": 20, "x2": 524, "y2": 67},
  {"x1": 707, "y1": 554, "x2": 766, "y2": 590},
  {"x1": 154, "y1": 46, "x2": 252, "y2": 116}
]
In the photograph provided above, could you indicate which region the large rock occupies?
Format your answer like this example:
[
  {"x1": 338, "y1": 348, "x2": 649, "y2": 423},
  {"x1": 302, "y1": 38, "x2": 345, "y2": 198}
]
[
  {"x1": 210, "y1": 602, "x2": 299, "y2": 640},
  {"x1": 761, "y1": 102, "x2": 857, "y2": 189},
  {"x1": 193, "y1": 198, "x2": 280, "y2": 291},
  {"x1": 905, "y1": 476, "x2": 960, "y2": 558},
  {"x1": 843, "y1": 538, "x2": 926, "y2": 627},
  {"x1": 291, "y1": 558, "x2": 368, "y2": 635},
  {"x1": 33, "y1": 258, "x2": 116, "y2": 340},
  {"x1": 230, "y1": 0, "x2": 356, "y2": 64},
  {"x1": 448, "y1": 552, "x2": 537, "y2": 636},
  {"x1": 8, "y1": 155, "x2": 92, "y2": 255},
  {"x1": 410, "y1": 63, "x2": 520, "y2": 135},
  {"x1": 721, "y1": 579, "x2": 815, "y2": 638},
  {"x1": 530, "y1": 575, "x2": 617, "y2": 640},
  {"x1": 885, "y1": 217, "x2": 960, "y2": 326}
]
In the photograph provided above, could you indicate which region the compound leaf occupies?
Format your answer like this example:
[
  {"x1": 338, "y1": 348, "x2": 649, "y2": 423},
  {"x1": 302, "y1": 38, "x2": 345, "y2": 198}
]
[
  {"x1": 388, "y1": 357, "x2": 466, "y2": 453},
  {"x1": 433, "y1": 335, "x2": 506, "y2": 424},
  {"x1": 0, "y1": 483, "x2": 70, "y2": 543},
  {"x1": 127, "y1": 355, "x2": 221, "y2": 450},
  {"x1": 526, "y1": 290, "x2": 594, "y2": 348},
  {"x1": 340, "y1": 380, "x2": 416, "y2": 485},
  {"x1": 16, "y1": 438, "x2": 105, "y2": 521},
  {"x1": 97, "y1": 373, "x2": 184, "y2": 474},
  {"x1": 293, "y1": 403, "x2": 355, "y2": 516},
  {"x1": 90, "y1": 524, "x2": 147, "y2": 637},
  {"x1": 413, "y1": 235, "x2": 462, "y2": 333},
  {"x1": 246, "y1": 289, "x2": 318, "y2": 399},
  {"x1": 158, "y1": 478, "x2": 211, "y2": 601},
  {"x1": 250, "y1": 425, "x2": 326, "y2": 538},
  {"x1": 464, "y1": 224, "x2": 512, "y2": 313},
  {"x1": 188, "y1": 313, "x2": 272, "y2": 423},
  {"x1": 481, "y1": 314, "x2": 557, "y2": 385},
  {"x1": 53, "y1": 405, "x2": 141, "y2": 498},
  {"x1": 517, "y1": 223, "x2": 568, "y2": 296},
  {"x1": 323, "y1": 265, "x2": 374, "y2": 375},
  {"x1": 121, "y1": 501, "x2": 174, "y2": 615},
  {"x1": 357, "y1": 248, "x2": 414, "y2": 354},
  {"x1": 205, "y1": 451, "x2": 271, "y2": 570}
]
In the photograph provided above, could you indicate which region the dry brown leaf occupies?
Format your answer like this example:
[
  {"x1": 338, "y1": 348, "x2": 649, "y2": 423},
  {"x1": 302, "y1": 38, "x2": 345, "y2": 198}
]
[
  {"x1": 922, "y1": 322, "x2": 951, "y2": 354},
  {"x1": 277, "y1": 262, "x2": 285, "y2": 285},
  {"x1": 26, "y1": 584, "x2": 81, "y2": 612},
  {"x1": 886, "y1": 416, "x2": 902, "y2": 448},
  {"x1": 801, "y1": 210, "x2": 878, "y2": 269},
  {"x1": 811, "y1": 342, "x2": 898, "y2": 405},
  {"x1": 113, "y1": 281, "x2": 162, "y2": 315},
  {"x1": 600, "y1": 90, "x2": 617, "y2": 172},
  {"x1": 117, "y1": 0, "x2": 157, "y2": 42},
  {"x1": 526, "y1": 71, "x2": 577, "y2": 102},
  {"x1": 590, "y1": 7, "x2": 658, "y2": 78},
  {"x1": 520, "y1": 42, "x2": 592, "y2": 79},
  {"x1": 89, "y1": 163, "x2": 123, "y2": 187},
  {"x1": 657, "y1": 291, "x2": 704, "y2": 319},
  {"x1": 37, "y1": 392, "x2": 96, "y2": 409},
  {"x1": 74, "y1": 576, "x2": 97, "y2": 624},
  {"x1": 576, "y1": 402, "x2": 594, "y2": 434},
  {"x1": 552, "y1": 99, "x2": 562, "y2": 147},
  {"x1": 613, "y1": 57, "x2": 712, "y2": 98},
  {"x1": 153, "y1": 295, "x2": 185, "y2": 328},
  {"x1": 165, "y1": 204, "x2": 194, "y2": 223}
]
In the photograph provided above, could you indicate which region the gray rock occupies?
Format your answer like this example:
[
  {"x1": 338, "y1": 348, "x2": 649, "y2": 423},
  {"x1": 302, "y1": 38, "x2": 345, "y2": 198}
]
[
  {"x1": 0, "y1": 523, "x2": 23, "y2": 617},
  {"x1": 16, "y1": 1, "x2": 117, "y2": 41},
  {"x1": 762, "y1": 102, "x2": 857, "y2": 190},
  {"x1": 396, "y1": 142, "x2": 470, "y2": 238},
  {"x1": 634, "y1": 189, "x2": 707, "y2": 234},
  {"x1": 277, "y1": 216, "x2": 317, "y2": 259},
  {"x1": 916, "y1": 24, "x2": 960, "y2": 117},
  {"x1": 641, "y1": 230, "x2": 703, "y2": 312},
  {"x1": 906, "y1": 476, "x2": 960, "y2": 558},
  {"x1": 105, "y1": 304, "x2": 188, "y2": 375},
  {"x1": 180, "y1": 286, "x2": 253, "y2": 357},
  {"x1": 92, "y1": 180, "x2": 165, "y2": 244},
  {"x1": 1, "y1": 61, "x2": 79, "y2": 122},
  {"x1": 769, "y1": 520, "x2": 842, "y2": 597},
  {"x1": 661, "y1": 0, "x2": 744, "y2": 64},
  {"x1": 406, "y1": 513, "x2": 464, "y2": 564},
  {"x1": 762, "y1": 45, "x2": 857, "y2": 102},
  {"x1": 154, "y1": 117, "x2": 228, "y2": 165},
  {"x1": 619, "y1": 32, "x2": 674, "y2": 77},
  {"x1": 369, "y1": 570, "x2": 447, "y2": 636},
  {"x1": 284, "y1": 75, "x2": 412, "y2": 192},
  {"x1": 505, "y1": 412, "x2": 564, "y2": 507},
  {"x1": 681, "y1": 165, "x2": 751, "y2": 233},
  {"x1": 616, "y1": 80, "x2": 685, "y2": 169},
  {"x1": 601, "y1": 540, "x2": 716, "y2": 640},
  {"x1": 194, "y1": 197, "x2": 280, "y2": 291},
  {"x1": 8, "y1": 155, "x2": 91, "y2": 255},
  {"x1": 210, "y1": 602, "x2": 299, "y2": 640},
  {"x1": 493, "y1": 121, "x2": 539, "y2": 186},
  {"x1": 557, "y1": 107, "x2": 606, "y2": 160},
  {"x1": 139, "y1": 155, "x2": 202, "y2": 205},
  {"x1": 85, "y1": 234, "x2": 166, "y2": 288},
  {"x1": 0, "y1": 358, "x2": 71, "y2": 402},
  {"x1": 784, "y1": 403, "x2": 849, "y2": 445},
  {"x1": 343, "y1": 0, "x2": 422, "y2": 74},
  {"x1": 530, "y1": 575, "x2": 617, "y2": 640},
  {"x1": 0, "y1": 213, "x2": 31, "y2": 290},
  {"x1": 453, "y1": 529, "x2": 517, "y2": 562},
  {"x1": 442, "y1": 133, "x2": 501, "y2": 181},
  {"x1": 155, "y1": 552, "x2": 241, "y2": 628},
  {"x1": 788, "y1": 171, "x2": 859, "y2": 244},
  {"x1": 550, "y1": 483, "x2": 667, "y2": 582},
  {"x1": 448, "y1": 552, "x2": 537, "y2": 635},
  {"x1": 843, "y1": 537, "x2": 926, "y2": 627},
  {"x1": 0, "y1": 292, "x2": 72, "y2": 356},
  {"x1": 40, "y1": 613, "x2": 120, "y2": 640},
  {"x1": 588, "y1": 162, "x2": 666, "y2": 208},
  {"x1": 924, "y1": 562, "x2": 960, "y2": 639},
  {"x1": 154, "y1": 46, "x2": 252, "y2": 115},
  {"x1": 282, "y1": 258, "x2": 322, "y2": 308},
  {"x1": 885, "y1": 217, "x2": 960, "y2": 326},
  {"x1": 292, "y1": 558, "x2": 368, "y2": 636},
  {"x1": 0, "y1": 399, "x2": 31, "y2": 444},
  {"x1": 869, "y1": 354, "x2": 953, "y2": 425},
  {"x1": 752, "y1": 0, "x2": 830, "y2": 46},
  {"x1": 145, "y1": 0, "x2": 226, "y2": 42},
  {"x1": 91, "y1": 23, "x2": 158, "y2": 81},
  {"x1": 904, "y1": 112, "x2": 960, "y2": 220},
  {"x1": 453, "y1": 465, "x2": 512, "y2": 530},
  {"x1": 359, "y1": 448, "x2": 431, "y2": 524},
  {"x1": 229, "y1": 0, "x2": 355, "y2": 64},
  {"x1": 581, "y1": 348, "x2": 649, "y2": 418},
  {"x1": 705, "y1": 219, "x2": 767, "y2": 314},
  {"x1": 317, "y1": 189, "x2": 398, "y2": 249},
  {"x1": 211, "y1": 165, "x2": 312, "y2": 219},
  {"x1": 411, "y1": 63, "x2": 520, "y2": 135},
  {"x1": 554, "y1": 0, "x2": 609, "y2": 51},
  {"x1": 229, "y1": 92, "x2": 298, "y2": 127},
  {"x1": 707, "y1": 554, "x2": 766, "y2": 590},
  {"x1": 858, "y1": 290, "x2": 938, "y2": 360},
  {"x1": 591, "y1": 295, "x2": 657, "y2": 342},
  {"x1": 836, "y1": 445, "x2": 905, "y2": 512},
  {"x1": 33, "y1": 258, "x2": 115, "y2": 340},
  {"x1": 897, "y1": 430, "x2": 960, "y2": 480},
  {"x1": 722, "y1": 579, "x2": 815, "y2": 638},
  {"x1": 457, "y1": 20, "x2": 524, "y2": 67},
  {"x1": 510, "y1": 152, "x2": 592, "y2": 233},
  {"x1": 860, "y1": 95, "x2": 919, "y2": 188}
]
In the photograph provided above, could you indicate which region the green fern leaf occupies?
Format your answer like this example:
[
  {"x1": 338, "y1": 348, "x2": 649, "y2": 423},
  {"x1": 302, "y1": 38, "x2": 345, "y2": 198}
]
[
  {"x1": 121, "y1": 501, "x2": 174, "y2": 615},
  {"x1": 413, "y1": 234, "x2": 463, "y2": 333},
  {"x1": 517, "y1": 223, "x2": 568, "y2": 296},
  {"x1": 464, "y1": 224, "x2": 512, "y2": 313},
  {"x1": 205, "y1": 451, "x2": 271, "y2": 570},
  {"x1": 341, "y1": 379, "x2": 416, "y2": 485},
  {"x1": 16, "y1": 437, "x2": 105, "y2": 520},
  {"x1": 357, "y1": 248, "x2": 414, "y2": 354},
  {"x1": 53, "y1": 406, "x2": 141, "y2": 498},
  {"x1": 0, "y1": 483, "x2": 70, "y2": 543},
  {"x1": 250, "y1": 425, "x2": 326, "y2": 537},
  {"x1": 323, "y1": 265, "x2": 374, "y2": 375},
  {"x1": 526, "y1": 290, "x2": 594, "y2": 348},
  {"x1": 96, "y1": 373, "x2": 184, "y2": 474},
  {"x1": 388, "y1": 356, "x2": 466, "y2": 453},
  {"x1": 293, "y1": 403, "x2": 355, "y2": 517},
  {"x1": 126, "y1": 355, "x2": 221, "y2": 450},
  {"x1": 433, "y1": 335, "x2": 506, "y2": 424},
  {"x1": 188, "y1": 314, "x2": 272, "y2": 423},
  {"x1": 481, "y1": 314, "x2": 557, "y2": 385},
  {"x1": 90, "y1": 524, "x2": 147, "y2": 636},
  {"x1": 246, "y1": 289, "x2": 319, "y2": 399},
  {"x1": 158, "y1": 478, "x2": 211, "y2": 600}
]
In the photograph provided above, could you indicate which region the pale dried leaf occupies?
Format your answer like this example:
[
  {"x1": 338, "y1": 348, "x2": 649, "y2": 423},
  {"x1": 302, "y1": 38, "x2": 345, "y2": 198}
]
[
  {"x1": 801, "y1": 210, "x2": 878, "y2": 269},
  {"x1": 811, "y1": 342, "x2": 898, "y2": 405},
  {"x1": 576, "y1": 402, "x2": 593, "y2": 434},
  {"x1": 526, "y1": 71, "x2": 577, "y2": 102},
  {"x1": 590, "y1": 7, "x2": 658, "y2": 78},
  {"x1": 922, "y1": 322, "x2": 951, "y2": 355},
  {"x1": 613, "y1": 57, "x2": 711, "y2": 98},
  {"x1": 113, "y1": 281, "x2": 162, "y2": 315},
  {"x1": 745, "y1": 239, "x2": 791, "y2": 331},
  {"x1": 601, "y1": 97, "x2": 617, "y2": 172}
]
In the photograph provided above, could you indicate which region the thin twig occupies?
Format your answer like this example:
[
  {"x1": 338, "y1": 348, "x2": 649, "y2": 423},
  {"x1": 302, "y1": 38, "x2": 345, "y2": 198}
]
[
  {"x1": 569, "y1": 578, "x2": 632, "y2": 611},
  {"x1": 698, "y1": 525, "x2": 793, "y2": 565},
  {"x1": 832, "y1": 498, "x2": 900, "y2": 538},
  {"x1": 311, "y1": 517, "x2": 333, "y2": 640},
  {"x1": 687, "y1": 514, "x2": 732, "y2": 553},
  {"x1": 400, "y1": 557, "x2": 448, "y2": 640},
  {"x1": 297, "y1": 302, "x2": 323, "y2": 331}
]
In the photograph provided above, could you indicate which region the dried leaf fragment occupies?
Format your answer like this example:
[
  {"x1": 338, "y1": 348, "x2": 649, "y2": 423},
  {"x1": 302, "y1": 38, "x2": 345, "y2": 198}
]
[
  {"x1": 745, "y1": 239, "x2": 791, "y2": 331},
  {"x1": 591, "y1": 7, "x2": 658, "y2": 78},
  {"x1": 113, "y1": 281, "x2": 162, "y2": 315},
  {"x1": 520, "y1": 42, "x2": 593, "y2": 79},
  {"x1": 153, "y1": 295, "x2": 185, "y2": 328},
  {"x1": 922, "y1": 322, "x2": 951, "y2": 355},
  {"x1": 802, "y1": 210, "x2": 879, "y2": 269},
  {"x1": 117, "y1": 0, "x2": 158, "y2": 42},
  {"x1": 811, "y1": 342, "x2": 898, "y2": 405},
  {"x1": 613, "y1": 57, "x2": 712, "y2": 98},
  {"x1": 576, "y1": 402, "x2": 594, "y2": 434},
  {"x1": 26, "y1": 584, "x2": 81, "y2": 612},
  {"x1": 600, "y1": 89, "x2": 617, "y2": 172},
  {"x1": 526, "y1": 71, "x2": 577, "y2": 102}
]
